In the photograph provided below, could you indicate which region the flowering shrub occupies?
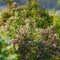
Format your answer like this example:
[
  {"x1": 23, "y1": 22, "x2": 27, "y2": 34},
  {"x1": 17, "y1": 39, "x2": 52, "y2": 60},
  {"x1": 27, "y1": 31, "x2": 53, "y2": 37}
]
[
  {"x1": 11, "y1": 24, "x2": 60, "y2": 60},
  {"x1": 0, "y1": 0, "x2": 60, "y2": 60}
]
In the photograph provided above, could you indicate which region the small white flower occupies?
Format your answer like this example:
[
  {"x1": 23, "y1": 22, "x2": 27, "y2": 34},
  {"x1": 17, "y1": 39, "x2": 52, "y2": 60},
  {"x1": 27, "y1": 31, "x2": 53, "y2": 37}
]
[
  {"x1": 53, "y1": 43, "x2": 57, "y2": 47},
  {"x1": 54, "y1": 34, "x2": 57, "y2": 37}
]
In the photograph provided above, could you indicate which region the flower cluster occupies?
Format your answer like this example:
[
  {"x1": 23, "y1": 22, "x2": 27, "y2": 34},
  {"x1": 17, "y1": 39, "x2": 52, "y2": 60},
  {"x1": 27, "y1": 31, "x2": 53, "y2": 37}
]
[{"x1": 0, "y1": 0, "x2": 60, "y2": 60}]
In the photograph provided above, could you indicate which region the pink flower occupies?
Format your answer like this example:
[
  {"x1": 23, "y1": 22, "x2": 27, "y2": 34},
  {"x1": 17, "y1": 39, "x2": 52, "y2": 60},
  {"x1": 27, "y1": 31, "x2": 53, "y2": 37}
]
[
  {"x1": 54, "y1": 34, "x2": 58, "y2": 37},
  {"x1": 16, "y1": 34, "x2": 19, "y2": 37},
  {"x1": 12, "y1": 2, "x2": 17, "y2": 7},
  {"x1": 13, "y1": 2, "x2": 17, "y2": 5},
  {"x1": 53, "y1": 43, "x2": 57, "y2": 47},
  {"x1": 4, "y1": 24, "x2": 8, "y2": 29},
  {"x1": 45, "y1": 41, "x2": 49, "y2": 46}
]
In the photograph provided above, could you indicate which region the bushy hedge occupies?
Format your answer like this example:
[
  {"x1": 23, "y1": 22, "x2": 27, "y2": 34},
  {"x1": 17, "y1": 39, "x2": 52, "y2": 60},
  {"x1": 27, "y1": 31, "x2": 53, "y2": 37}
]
[{"x1": 0, "y1": 0, "x2": 60, "y2": 60}]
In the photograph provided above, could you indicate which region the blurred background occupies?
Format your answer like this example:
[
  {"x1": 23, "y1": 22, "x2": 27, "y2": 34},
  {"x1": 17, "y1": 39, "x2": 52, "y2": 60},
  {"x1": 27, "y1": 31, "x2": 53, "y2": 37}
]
[{"x1": 0, "y1": 0, "x2": 60, "y2": 10}]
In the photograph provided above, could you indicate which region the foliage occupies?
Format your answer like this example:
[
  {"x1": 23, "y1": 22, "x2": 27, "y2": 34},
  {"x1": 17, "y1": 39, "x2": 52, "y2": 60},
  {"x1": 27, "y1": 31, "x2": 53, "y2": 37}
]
[
  {"x1": 0, "y1": 0, "x2": 60, "y2": 60},
  {"x1": 53, "y1": 13, "x2": 60, "y2": 38},
  {"x1": 58, "y1": 0, "x2": 60, "y2": 6},
  {"x1": 0, "y1": 37, "x2": 19, "y2": 60}
]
